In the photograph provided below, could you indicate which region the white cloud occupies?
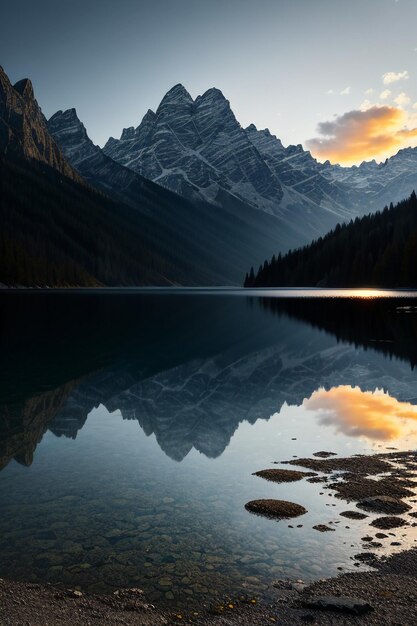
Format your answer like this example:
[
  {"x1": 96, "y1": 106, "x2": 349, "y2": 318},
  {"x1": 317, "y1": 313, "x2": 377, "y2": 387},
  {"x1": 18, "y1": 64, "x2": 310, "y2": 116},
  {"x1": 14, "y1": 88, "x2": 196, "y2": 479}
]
[
  {"x1": 382, "y1": 70, "x2": 409, "y2": 85},
  {"x1": 360, "y1": 99, "x2": 373, "y2": 111},
  {"x1": 340, "y1": 86, "x2": 350, "y2": 95},
  {"x1": 394, "y1": 92, "x2": 411, "y2": 107},
  {"x1": 413, "y1": 102, "x2": 417, "y2": 110},
  {"x1": 365, "y1": 88, "x2": 374, "y2": 95},
  {"x1": 327, "y1": 89, "x2": 334, "y2": 94},
  {"x1": 379, "y1": 89, "x2": 391, "y2": 100}
]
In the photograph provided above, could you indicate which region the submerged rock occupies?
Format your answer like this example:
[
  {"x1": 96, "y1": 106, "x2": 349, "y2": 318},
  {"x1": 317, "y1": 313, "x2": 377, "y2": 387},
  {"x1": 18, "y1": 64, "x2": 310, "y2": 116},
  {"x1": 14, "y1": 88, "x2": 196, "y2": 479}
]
[
  {"x1": 331, "y1": 478, "x2": 414, "y2": 502},
  {"x1": 312, "y1": 524, "x2": 335, "y2": 533},
  {"x1": 244, "y1": 499, "x2": 307, "y2": 520},
  {"x1": 340, "y1": 511, "x2": 368, "y2": 520},
  {"x1": 253, "y1": 469, "x2": 313, "y2": 483},
  {"x1": 307, "y1": 476, "x2": 328, "y2": 483},
  {"x1": 312, "y1": 451, "x2": 337, "y2": 458},
  {"x1": 354, "y1": 552, "x2": 378, "y2": 565},
  {"x1": 370, "y1": 516, "x2": 408, "y2": 530},
  {"x1": 302, "y1": 595, "x2": 373, "y2": 615},
  {"x1": 284, "y1": 455, "x2": 390, "y2": 475},
  {"x1": 357, "y1": 496, "x2": 411, "y2": 514}
]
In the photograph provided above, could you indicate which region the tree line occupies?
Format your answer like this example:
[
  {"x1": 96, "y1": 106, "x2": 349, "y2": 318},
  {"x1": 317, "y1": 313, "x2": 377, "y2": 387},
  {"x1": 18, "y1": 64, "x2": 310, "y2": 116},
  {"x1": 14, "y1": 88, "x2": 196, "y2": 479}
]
[
  {"x1": 244, "y1": 191, "x2": 417, "y2": 288},
  {"x1": 0, "y1": 157, "x2": 190, "y2": 287}
]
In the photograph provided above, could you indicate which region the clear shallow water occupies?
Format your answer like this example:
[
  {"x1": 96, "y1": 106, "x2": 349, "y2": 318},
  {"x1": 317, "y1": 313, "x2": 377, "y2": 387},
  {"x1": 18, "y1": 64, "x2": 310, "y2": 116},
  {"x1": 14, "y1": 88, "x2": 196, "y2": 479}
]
[{"x1": 1, "y1": 289, "x2": 417, "y2": 606}]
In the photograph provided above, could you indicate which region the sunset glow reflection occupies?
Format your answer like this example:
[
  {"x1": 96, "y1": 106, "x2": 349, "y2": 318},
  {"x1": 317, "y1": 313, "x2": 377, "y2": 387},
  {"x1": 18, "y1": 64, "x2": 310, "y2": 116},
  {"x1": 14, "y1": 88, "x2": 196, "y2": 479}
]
[{"x1": 303, "y1": 385, "x2": 417, "y2": 442}]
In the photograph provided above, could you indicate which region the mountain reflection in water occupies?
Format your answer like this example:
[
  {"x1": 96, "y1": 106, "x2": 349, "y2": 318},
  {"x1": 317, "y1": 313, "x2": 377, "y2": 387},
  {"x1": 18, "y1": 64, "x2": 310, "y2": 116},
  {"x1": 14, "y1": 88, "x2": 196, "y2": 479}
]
[
  {"x1": 1, "y1": 290, "x2": 417, "y2": 470},
  {"x1": 2, "y1": 290, "x2": 417, "y2": 602}
]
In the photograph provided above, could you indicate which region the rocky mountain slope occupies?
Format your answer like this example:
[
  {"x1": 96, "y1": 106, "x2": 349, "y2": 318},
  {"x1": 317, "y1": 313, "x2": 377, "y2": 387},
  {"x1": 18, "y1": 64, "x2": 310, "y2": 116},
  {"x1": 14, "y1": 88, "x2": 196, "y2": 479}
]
[
  {"x1": 103, "y1": 83, "x2": 417, "y2": 234},
  {"x1": 47, "y1": 107, "x2": 319, "y2": 281},
  {"x1": 102, "y1": 84, "x2": 353, "y2": 242},
  {"x1": 0, "y1": 66, "x2": 78, "y2": 181},
  {"x1": 2, "y1": 67, "x2": 258, "y2": 286},
  {"x1": 48, "y1": 108, "x2": 162, "y2": 208},
  {"x1": 320, "y1": 147, "x2": 417, "y2": 211},
  {"x1": 0, "y1": 66, "x2": 290, "y2": 286}
]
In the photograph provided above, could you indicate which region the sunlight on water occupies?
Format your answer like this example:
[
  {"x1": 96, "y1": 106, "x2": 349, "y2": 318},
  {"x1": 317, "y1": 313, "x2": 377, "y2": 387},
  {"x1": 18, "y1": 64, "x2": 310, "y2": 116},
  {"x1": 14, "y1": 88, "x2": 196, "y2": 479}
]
[{"x1": 246, "y1": 288, "x2": 417, "y2": 299}]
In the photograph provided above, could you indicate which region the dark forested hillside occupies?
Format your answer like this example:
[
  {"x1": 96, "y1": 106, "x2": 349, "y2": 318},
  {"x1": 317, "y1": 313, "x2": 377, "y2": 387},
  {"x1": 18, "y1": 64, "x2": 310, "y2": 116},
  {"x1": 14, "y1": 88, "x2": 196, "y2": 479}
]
[
  {"x1": 245, "y1": 191, "x2": 417, "y2": 288},
  {"x1": 0, "y1": 157, "x2": 203, "y2": 287},
  {"x1": 0, "y1": 154, "x2": 295, "y2": 287}
]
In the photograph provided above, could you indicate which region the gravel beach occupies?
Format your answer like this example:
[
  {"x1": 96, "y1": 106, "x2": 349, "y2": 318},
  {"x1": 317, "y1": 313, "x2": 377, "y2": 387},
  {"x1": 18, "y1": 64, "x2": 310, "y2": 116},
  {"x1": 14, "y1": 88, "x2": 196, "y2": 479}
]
[{"x1": 3, "y1": 450, "x2": 417, "y2": 625}]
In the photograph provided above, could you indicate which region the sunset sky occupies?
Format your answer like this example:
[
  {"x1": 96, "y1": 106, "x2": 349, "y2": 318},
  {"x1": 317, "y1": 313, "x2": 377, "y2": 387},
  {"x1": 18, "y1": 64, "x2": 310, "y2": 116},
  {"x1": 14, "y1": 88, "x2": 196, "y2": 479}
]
[{"x1": 1, "y1": 0, "x2": 417, "y2": 165}]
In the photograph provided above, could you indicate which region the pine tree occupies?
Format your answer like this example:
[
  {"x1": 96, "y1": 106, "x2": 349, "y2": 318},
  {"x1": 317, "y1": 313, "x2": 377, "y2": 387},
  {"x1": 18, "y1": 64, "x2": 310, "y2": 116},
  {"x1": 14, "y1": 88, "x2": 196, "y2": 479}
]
[{"x1": 243, "y1": 192, "x2": 417, "y2": 289}]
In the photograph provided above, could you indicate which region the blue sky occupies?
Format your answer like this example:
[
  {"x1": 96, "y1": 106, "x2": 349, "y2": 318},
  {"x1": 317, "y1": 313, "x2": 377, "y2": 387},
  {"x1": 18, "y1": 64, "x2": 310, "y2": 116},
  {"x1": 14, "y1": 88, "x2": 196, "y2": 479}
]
[{"x1": 2, "y1": 0, "x2": 417, "y2": 163}]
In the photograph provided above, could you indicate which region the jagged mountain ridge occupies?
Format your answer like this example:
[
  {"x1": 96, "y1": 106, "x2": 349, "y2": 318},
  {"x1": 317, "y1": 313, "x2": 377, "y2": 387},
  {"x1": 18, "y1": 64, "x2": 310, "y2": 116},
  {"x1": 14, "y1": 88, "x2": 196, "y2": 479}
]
[
  {"x1": 2, "y1": 66, "x2": 256, "y2": 286},
  {"x1": 0, "y1": 65, "x2": 293, "y2": 286},
  {"x1": 103, "y1": 83, "x2": 417, "y2": 228},
  {"x1": 320, "y1": 147, "x2": 417, "y2": 210},
  {"x1": 47, "y1": 107, "x2": 327, "y2": 282},
  {"x1": 0, "y1": 66, "x2": 79, "y2": 181},
  {"x1": 103, "y1": 84, "x2": 353, "y2": 243},
  {"x1": 48, "y1": 107, "x2": 164, "y2": 209}
]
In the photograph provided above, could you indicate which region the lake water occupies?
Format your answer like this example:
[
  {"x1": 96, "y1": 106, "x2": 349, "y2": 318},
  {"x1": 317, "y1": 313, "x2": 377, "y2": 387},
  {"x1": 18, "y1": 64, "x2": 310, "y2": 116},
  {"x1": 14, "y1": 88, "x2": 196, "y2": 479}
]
[{"x1": 1, "y1": 288, "x2": 417, "y2": 607}]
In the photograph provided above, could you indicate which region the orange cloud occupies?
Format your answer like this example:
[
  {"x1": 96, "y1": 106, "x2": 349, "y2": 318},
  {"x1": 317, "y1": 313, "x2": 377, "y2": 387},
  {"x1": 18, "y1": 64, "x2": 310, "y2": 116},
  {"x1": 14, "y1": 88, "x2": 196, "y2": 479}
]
[
  {"x1": 303, "y1": 385, "x2": 417, "y2": 441},
  {"x1": 306, "y1": 106, "x2": 417, "y2": 165}
]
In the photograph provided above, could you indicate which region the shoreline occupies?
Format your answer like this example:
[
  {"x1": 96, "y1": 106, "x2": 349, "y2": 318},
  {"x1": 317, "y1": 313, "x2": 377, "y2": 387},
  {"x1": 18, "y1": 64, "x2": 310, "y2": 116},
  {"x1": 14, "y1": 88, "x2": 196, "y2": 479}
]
[
  {"x1": 2, "y1": 547, "x2": 417, "y2": 625},
  {"x1": 2, "y1": 286, "x2": 417, "y2": 295},
  {"x1": 3, "y1": 449, "x2": 417, "y2": 624}
]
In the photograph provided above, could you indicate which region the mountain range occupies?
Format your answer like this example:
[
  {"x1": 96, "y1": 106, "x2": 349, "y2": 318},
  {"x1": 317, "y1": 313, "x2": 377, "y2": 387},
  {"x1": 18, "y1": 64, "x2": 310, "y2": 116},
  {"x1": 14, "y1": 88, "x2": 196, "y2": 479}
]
[
  {"x1": 46, "y1": 107, "x2": 298, "y2": 284},
  {"x1": 102, "y1": 84, "x2": 351, "y2": 231},
  {"x1": 102, "y1": 83, "x2": 417, "y2": 223},
  {"x1": 0, "y1": 67, "x2": 288, "y2": 286},
  {"x1": 2, "y1": 64, "x2": 417, "y2": 287}
]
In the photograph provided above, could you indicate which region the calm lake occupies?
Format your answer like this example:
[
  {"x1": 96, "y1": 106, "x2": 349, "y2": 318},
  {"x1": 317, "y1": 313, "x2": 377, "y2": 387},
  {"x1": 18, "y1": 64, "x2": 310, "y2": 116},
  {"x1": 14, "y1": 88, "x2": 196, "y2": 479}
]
[{"x1": 1, "y1": 288, "x2": 417, "y2": 606}]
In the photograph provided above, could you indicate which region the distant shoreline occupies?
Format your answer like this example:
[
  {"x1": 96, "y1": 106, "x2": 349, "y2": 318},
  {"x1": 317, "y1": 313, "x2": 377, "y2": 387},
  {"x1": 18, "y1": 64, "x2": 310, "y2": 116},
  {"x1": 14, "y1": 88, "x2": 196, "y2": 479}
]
[{"x1": 1, "y1": 286, "x2": 417, "y2": 297}]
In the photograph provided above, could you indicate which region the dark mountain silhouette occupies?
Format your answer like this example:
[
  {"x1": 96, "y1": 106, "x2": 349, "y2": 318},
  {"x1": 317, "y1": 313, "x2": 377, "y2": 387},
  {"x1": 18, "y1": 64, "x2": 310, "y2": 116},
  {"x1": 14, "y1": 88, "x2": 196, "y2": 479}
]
[{"x1": 0, "y1": 155, "x2": 205, "y2": 286}]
